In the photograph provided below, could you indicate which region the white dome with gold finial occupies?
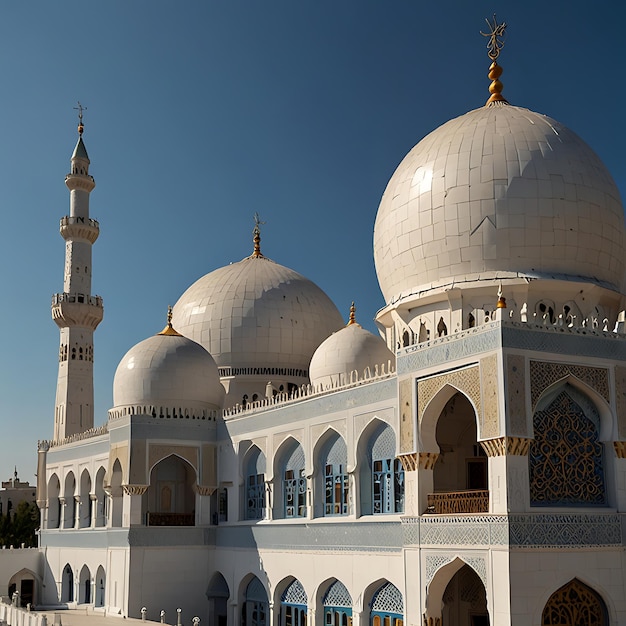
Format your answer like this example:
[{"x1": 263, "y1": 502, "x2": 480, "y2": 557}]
[
  {"x1": 113, "y1": 308, "x2": 225, "y2": 414},
  {"x1": 373, "y1": 39, "x2": 625, "y2": 308},
  {"x1": 309, "y1": 303, "x2": 395, "y2": 389}
]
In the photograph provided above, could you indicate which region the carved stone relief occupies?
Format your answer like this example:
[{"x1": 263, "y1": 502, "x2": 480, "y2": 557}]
[
  {"x1": 399, "y1": 378, "x2": 414, "y2": 453},
  {"x1": 506, "y1": 354, "x2": 528, "y2": 436}
]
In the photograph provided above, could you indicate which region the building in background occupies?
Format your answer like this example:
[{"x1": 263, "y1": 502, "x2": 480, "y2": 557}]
[{"x1": 3, "y1": 21, "x2": 626, "y2": 626}]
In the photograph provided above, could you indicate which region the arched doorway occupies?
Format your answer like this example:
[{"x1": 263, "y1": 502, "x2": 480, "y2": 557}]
[
  {"x1": 542, "y1": 579, "x2": 608, "y2": 625},
  {"x1": 441, "y1": 564, "x2": 489, "y2": 625},
  {"x1": 370, "y1": 581, "x2": 403, "y2": 626},
  {"x1": 242, "y1": 577, "x2": 268, "y2": 626},
  {"x1": 323, "y1": 580, "x2": 352, "y2": 626},
  {"x1": 95, "y1": 565, "x2": 106, "y2": 607},
  {"x1": 61, "y1": 564, "x2": 74, "y2": 603},
  {"x1": 430, "y1": 392, "x2": 487, "y2": 514},
  {"x1": 78, "y1": 565, "x2": 91, "y2": 604},
  {"x1": 47, "y1": 474, "x2": 61, "y2": 529},
  {"x1": 206, "y1": 572, "x2": 229, "y2": 626},
  {"x1": 280, "y1": 578, "x2": 307, "y2": 626},
  {"x1": 110, "y1": 459, "x2": 123, "y2": 527},
  {"x1": 147, "y1": 455, "x2": 196, "y2": 526}
]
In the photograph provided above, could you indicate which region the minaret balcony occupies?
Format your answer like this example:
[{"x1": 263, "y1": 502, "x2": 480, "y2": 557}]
[
  {"x1": 51, "y1": 292, "x2": 104, "y2": 329},
  {"x1": 65, "y1": 173, "x2": 95, "y2": 192},
  {"x1": 60, "y1": 216, "x2": 100, "y2": 243}
]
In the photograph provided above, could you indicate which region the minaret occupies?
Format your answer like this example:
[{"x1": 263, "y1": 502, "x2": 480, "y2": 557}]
[{"x1": 51, "y1": 104, "x2": 103, "y2": 440}]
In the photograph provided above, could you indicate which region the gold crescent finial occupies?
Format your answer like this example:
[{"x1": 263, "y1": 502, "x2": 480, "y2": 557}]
[
  {"x1": 158, "y1": 305, "x2": 182, "y2": 336},
  {"x1": 74, "y1": 101, "x2": 86, "y2": 136},
  {"x1": 481, "y1": 15, "x2": 508, "y2": 106},
  {"x1": 251, "y1": 212, "x2": 266, "y2": 258}
]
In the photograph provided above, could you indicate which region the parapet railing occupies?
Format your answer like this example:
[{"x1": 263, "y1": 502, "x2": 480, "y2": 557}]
[{"x1": 224, "y1": 360, "x2": 396, "y2": 418}]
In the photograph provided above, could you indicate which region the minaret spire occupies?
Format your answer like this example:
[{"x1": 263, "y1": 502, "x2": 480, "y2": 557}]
[{"x1": 51, "y1": 105, "x2": 104, "y2": 441}]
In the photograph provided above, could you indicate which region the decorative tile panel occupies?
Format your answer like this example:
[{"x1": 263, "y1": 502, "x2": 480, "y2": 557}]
[
  {"x1": 402, "y1": 513, "x2": 623, "y2": 548},
  {"x1": 529, "y1": 361, "x2": 609, "y2": 409},
  {"x1": 506, "y1": 354, "x2": 528, "y2": 435},
  {"x1": 398, "y1": 325, "x2": 501, "y2": 375},
  {"x1": 399, "y1": 378, "x2": 414, "y2": 453},
  {"x1": 480, "y1": 354, "x2": 499, "y2": 438},
  {"x1": 615, "y1": 365, "x2": 626, "y2": 438},
  {"x1": 418, "y1": 366, "x2": 481, "y2": 433}
]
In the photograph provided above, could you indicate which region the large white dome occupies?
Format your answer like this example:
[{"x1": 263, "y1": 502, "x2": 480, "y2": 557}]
[
  {"x1": 172, "y1": 254, "x2": 343, "y2": 377},
  {"x1": 113, "y1": 328, "x2": 225, "y2": 413},
  {"x1": 374, "y1": 105, "x2": 626, "y2": 305}
]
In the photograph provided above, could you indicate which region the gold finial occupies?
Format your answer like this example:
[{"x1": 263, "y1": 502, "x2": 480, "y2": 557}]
[
  {"x1": 347, "y1": 301, "x2": 360, "y2": 326},
  {"x1": 496, "y1": 284, "x2": 507, "y2": 309},
  {"x1": 74, "y1": 101, "x2": 86, "y2": 136},
  {"x1": 481, "y1": 15, "x2": 508, "y2": 106},
  {"x1": 252, "y1": 212, "x2": 266, "y2": 258},
  {"x1": 158, "y1": 305, "x2": 182, "y2": 336}
]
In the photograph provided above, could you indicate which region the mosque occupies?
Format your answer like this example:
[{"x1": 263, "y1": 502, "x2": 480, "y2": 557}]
[{"x1": 7, "y1": 19, "x2": 626, "y2": 626}]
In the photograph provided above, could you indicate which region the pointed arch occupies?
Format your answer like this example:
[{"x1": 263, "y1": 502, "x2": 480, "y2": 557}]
[
  {"x1": 321, "y1": 579, "x2": 353, "y2": 626},
  {"x1": 242, "y1": 445, "x2": 267, "y2": 520},
  {"x1": 79, "y1": 469, "x2": 92, "y2": 528},
  {"x1": 61, "y1": 563, "x2": 74, "y2": 603},
  {"x1": 207, "y1": 572, "x2": 229, "y2": 626},
  {"x1": 314, "y1": 430, "x2": 348, "y2": 517},
  {"x1": 541, "y1": 578, "x2": 608, "y2": 625},
  {"x1": 63, "y1": 472, "x2": 76, "y2": 528},
  {"x1": 47, "y1": 474, "x2": 61, "y2": 529},
  {"x1": 240, "y1": 575, "x2": 269, "y2": 626},
  {"x1": 276, "y1": 577, "x2": 308, "y2": 626},
  {"x1": 425, "y1": 557, "x2": 487, "y2": 624},
  {"x1": 273, "y1": 437, "x2": 306, "y2": 519},
  {"x1": 366, "y1": 580, "x2": 404, "y2": 626},
  {"x1": 94, "y1": 565, "x2": 106, "y2": 607},
  {"x1": 356, "y1": 420, "x2": 403, "y2": 516},
  {"x1": 94, "y1": 466, "x2": 106, "y2": 527},
  {"x1": 420, "y1": 383, "x2": 479, "y2": 453},
  {"x1": 78, "y1": 565, "x2": 91, "y2": 604},
  {"x1": 8, "y1": 568, "x2": 40, "y2": 608},
  {"x1": 147, "y1": 454, "x2": 196, "y2": 525},
  {"x1": 110, "y1": 459, "x2": 123, "y2": 527},
  {"x1": 534, "y1": 375, "x2": 613, "y2": 441},
  {"x1": 530, "y1": 383, "x2": 607, "y2": 507}
]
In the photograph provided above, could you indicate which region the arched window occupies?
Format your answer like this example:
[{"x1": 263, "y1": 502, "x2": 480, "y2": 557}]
[
  {"x1": 243, "y1": 577, "x2": 268, "y2": 626},
  {"x1": 281, "y1": 579, "x2": 307, "y2": 626},
  {"x1": 61, "y1": 564, "x2": 74, "y2": 603},
  {"x1": 370, "y1": 426, "x2": 404, "y2": 514},
  {"x1": 323, "y1": 581, "x2": 352, "y2": 626},
  {"x1": 283, "y1": 444, "x2": 306, "y2": 518},
  {"x1": 95, "y1": 566, "x2": 105, "y2": 607},
  {"x1": 542, "y1": 578, "x2": 607, "y2": 625},
  {"x1": 530, "y1": 386, "x2": 606, "y2": 506},
  {"x1": 78, "y1": 565, "x2": 91, "y2": 604},
  {"x1": 370, "y1": 582, "x2": 403, "y2": 626},
  {"x1": 246, "y1": 448, "x2": 266, "y2": 520},
  {"x1": 322, "y1": 436, "x2": 348, "y2": 516}
]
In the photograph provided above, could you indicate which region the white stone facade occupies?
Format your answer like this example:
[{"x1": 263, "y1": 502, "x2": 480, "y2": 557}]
[{"x1": 5, "y1": 54, "x2": 626, "y2": 626}]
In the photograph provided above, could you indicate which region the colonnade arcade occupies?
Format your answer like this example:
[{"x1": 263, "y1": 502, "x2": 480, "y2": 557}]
[
  {"x1": 44, "y1": 454, "x2": 202, "y2": 529},
  {"x1": 205, "y1": 575, "x2": 404, "y2": 626},
  {"x1": 241, "y1": 419, "x2": 404, "y2": 522},
  {"x1": 59, "y1": 563, "x2": 105, "y2": 608}
]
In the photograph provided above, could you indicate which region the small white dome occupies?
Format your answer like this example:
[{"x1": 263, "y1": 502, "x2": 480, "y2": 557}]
[
  {"x1": 374, "y1": 105, "x2": 625, "y2": 305},
  {"x1": 310, "y1": 310, "x2": 395, "y2": 388},
  {"x1": 113, "y1": 328, "x2": 225, "y2": 412}
]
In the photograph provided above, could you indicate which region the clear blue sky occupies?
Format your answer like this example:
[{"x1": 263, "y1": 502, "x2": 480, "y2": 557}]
[{"x1": 0, "y1": 1, "x2": 623, "y2": 482}]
